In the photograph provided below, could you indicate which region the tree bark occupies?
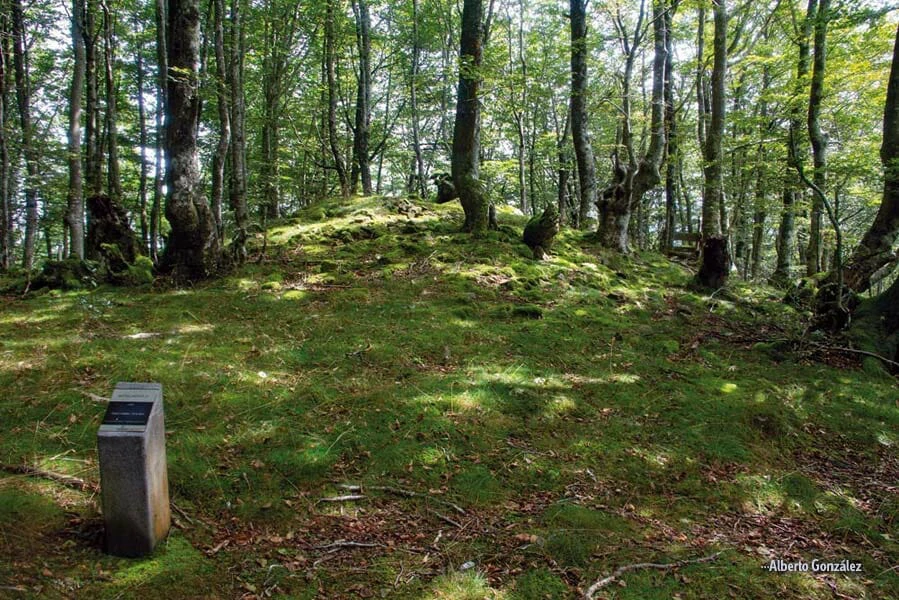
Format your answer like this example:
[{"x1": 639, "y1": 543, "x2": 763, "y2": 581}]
[
  {"x1": 662, "y1": 2, "x2": 676, "y2": 251},
  {"x1": 84, "y1": 0, "x2": 102, "y2": 198},
  {"x1": 325, "y1": 0, "x2": 349, "y2": 198},
  {"x1": 162, "y1": 0, "x2": 220, "y2": 278},
  {"x1": 806, "y1": 0, "x2": 829, "y2": 275},
  {"x1": 103, "y1": 4, "x2": 122, "y2": 203},
  {"x1": 696, "y1": 0, "x2": 729, "y2": 289},
  {"x1": 11, "y1": 0, "x2": 39, "y2": 270},
  {"x1": 151, "y1": 0, "x2": 167, "y2": 264},
  {"x1": 351, "y1": 0, "x2": 372, "y2": 195},
  {"x1": 136, "y1": 22, "x2": 150, "y2": 254},
  {"x1": 228, "y1": 0, "x2": 248, "y2": 260},
  {"x1": 452, "y1": 0, "x2": 488, "y2": 234},
  {"x1": 212, "y1": 0, "x2": 230, "y2": 241},
  {"x1": 407, "y1": 0, "x2": 425, "y2": 197},
  {"x1": 772, "y1": 0, "x2": 813, "y2": 286},
  {"x1": 0, "y1": 11, "x2": 9, "y2": 270},
  {"x1": 67, "y1": 0, "x2": 86, "y2": 259},
  {"x1": 569, "y1": 0, "x2": 595, "y2": 230}
]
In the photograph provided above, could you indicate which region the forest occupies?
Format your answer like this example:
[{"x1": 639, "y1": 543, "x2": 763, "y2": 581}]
[{"x1": 0, "y1": 0, "x2": 898, "y2": 598}]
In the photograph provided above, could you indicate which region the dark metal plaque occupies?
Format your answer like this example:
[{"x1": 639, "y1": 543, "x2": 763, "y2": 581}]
[{"x1": 102, "y1": 401, "x2": 153, "y2": 426}]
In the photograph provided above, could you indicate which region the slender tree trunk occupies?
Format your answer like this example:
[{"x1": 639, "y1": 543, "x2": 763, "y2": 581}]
[
  {"x1": 162, "y1": 0, "x2": 220, "y2": 278},
  {"x1": 136, "y1": 27, "x2": 149, "y2": 253},
  {"x1": 696, "y1": 0, "x2": 729, "y2": 289},
  {"x1": 228, "y1": 0, "x2": 248, "y2": 259},
  {"x1": 452, "y1": 0, "x2": 488, "y2": 234},
  {"x1": 351, "y1": 0, "x2": 372, "y2": 195},
  {"x1": 67, "y1": 0, "x2": 86, "y2": 259},
  {"x1": 772, "y1": 0, "x2": 813, "y2": 285},
  {"x1": 806, "y1": 0, "x2": 829, "y2": 275},
  {"x1": 751, "y1": 56, "x2": 771, "y2": 280},
  {"x1": 569, "y1": 0, "x2": 595, "y2": 230},
  {"x1": 408, "y1": 0, "x2": 425, "y2": 197},
  {"x1": 557, "y1": 105, "x2": 571, "y2": 226},
  {"x1": 325, "y1": 0, "x2": 349, "y2": 198},
  {"x1": 103, "y1": 4, "x2": 122, "y2": 203},
  {"x1": 151, "y1": 0, "x2": 166, "y2": 264},
  {"x1": 0, "y1": 11, "x2": 9, "y2": 270},
  {"x1": 212, "y1": 0, "x2": 230, "y2": 241},
  {"x1": 84, "y1": 0, "x2": 102, "y2": 198},
  {"x1": 662, "y1": 2, "x2": 676, "y2": 251},
  {"x1": 11, "y1": 0, "x2": 39, "y2": 270}
]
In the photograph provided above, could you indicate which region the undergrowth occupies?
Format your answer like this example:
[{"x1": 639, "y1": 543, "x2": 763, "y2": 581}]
[{"x1": 0, "y1": 196, "x2": 896, "y2": 598}]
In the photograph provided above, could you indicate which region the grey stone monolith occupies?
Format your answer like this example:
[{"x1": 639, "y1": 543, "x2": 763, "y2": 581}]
[{"x1": 97, "y1": 382, "x2": 170, "y2": 557}]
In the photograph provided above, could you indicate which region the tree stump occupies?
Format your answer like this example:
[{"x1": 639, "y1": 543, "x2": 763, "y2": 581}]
[
  {"x1": 86, "y1": 194, "x2": 139, "y2": 269},
  {"x1": 523, "y1": 206, "x2": 560, "y2": 260}
]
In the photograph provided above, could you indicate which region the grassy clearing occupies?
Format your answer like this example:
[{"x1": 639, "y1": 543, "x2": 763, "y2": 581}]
[{"x1": 1, "y1": 196, "x2": 896, "y2": 598}]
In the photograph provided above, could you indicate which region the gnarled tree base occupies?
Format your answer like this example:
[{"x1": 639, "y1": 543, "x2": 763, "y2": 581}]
[{"x1": 695, "y1": 235, "x2": 730, "y2": 289}]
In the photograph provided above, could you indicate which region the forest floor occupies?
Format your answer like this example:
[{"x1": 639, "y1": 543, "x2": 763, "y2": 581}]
[{"x1": 0, "y1": 196, "x2": 897, "y2": 599}]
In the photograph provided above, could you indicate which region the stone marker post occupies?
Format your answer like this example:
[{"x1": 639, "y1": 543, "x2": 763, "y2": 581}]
[{"x1": 97, "y1": 382, "x2": 170, "y2": 557}]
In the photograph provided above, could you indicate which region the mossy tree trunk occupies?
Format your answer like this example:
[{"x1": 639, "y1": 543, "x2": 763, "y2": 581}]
[
  {"x1": 696, "y1": 0, "x2": 729, "y2": 289},
  {"x1": 451, "y1": 0, "x2": 488, "y2": 234},
  {"x1": 162, "y1": 0, "x2": 220, "y2": 279},
  {"x1": 569, "y1": 0, "x2": 595, "y2": 231}
]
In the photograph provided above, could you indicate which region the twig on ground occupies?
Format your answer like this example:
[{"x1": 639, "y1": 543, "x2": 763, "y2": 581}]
[
  {"x1": 1, "y1": 464, "x2": 97, "y2": 492},
  {"x1": 171, "y1": 501, "x2": 196, "y2": 525},
  {"x1": 336, "y1": 483, "x2": 467, "y2": 515},
  {"x1": 428, "y1": 509, "x2": 462, "y2": 529},
  {"x1": 314, "y1": 540, "x2": 384, "y2": 550},
  {"x1": 317, "y1": 494, "x2": 366, "y2": 504},
  {"x1": 583, "y1": 551, "x2": 723, "y2": 599},
  {"x1": 809, "y1": 342, "x2": 899, "y2": 369}
]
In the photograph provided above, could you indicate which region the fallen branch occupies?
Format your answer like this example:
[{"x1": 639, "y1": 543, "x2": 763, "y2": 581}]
[
  {"x1": 809, "y1": 342, "x2": 899, "y2": 370},
  {"x1": 314, "y1": 540, "x2": 383, "y2": 551},
  {"x1": 337, "y1": 483, "x2": 466, "y2": 515},
  {"x1": 583, "y1": 552, "x2": 723, "y2": 599},
  {"x1": 317, "y1": 494, "x2": 366, "y2": 504},
  {"x1": 1, "y1": 464, "x2": 97, "y2": 492},
  {"x1": 428, "y1": 509, "x2": 462, "y2": 529}
]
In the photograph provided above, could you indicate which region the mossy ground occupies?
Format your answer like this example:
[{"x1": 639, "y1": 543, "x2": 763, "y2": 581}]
[{"x1": 1, "y1": 196, "x2": 896, "y2": 598}]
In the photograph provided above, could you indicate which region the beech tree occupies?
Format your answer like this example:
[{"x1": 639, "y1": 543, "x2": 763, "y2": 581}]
[
  {"x1": 162, "y1": 0, "x2": 220, "y2": 278},
  {"x1": 451, "y1": 0, "x2": 488, "y2": 234}
]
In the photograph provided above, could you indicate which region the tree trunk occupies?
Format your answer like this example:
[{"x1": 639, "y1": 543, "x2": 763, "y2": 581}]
[
  {"x1": 162, "y1": 0, "x2": 220, "y2": 278},
  {"x1": 407, "y1": 0, "x2": 425, "y2": 198},
  {"x1": 228, "y1": 0, "x2": 248, "y2": 260},
  {"x1": 351, "y1": 0, "x2": 372, "y2": 195},
  {"x1": 452, "y1": 0, "x2": 488, "y2": 234},
  {"x1": 806, "y1": 0, "x2": 829, "y2": 276},
  {"x1": 0, "y1": 11, "x2": 9, "y2": 270},
  {"x1": 569, "y1": 0, "x2": 595, "y2": 230},
  {"x1": 557, "y1": 105, "x2": 571, "y2": 226},
  {"x1": 772, "y1": 0, "x2": 813, "y2": 285},
  {"x1": 325, "y1": 0, "x2": 349, "y2": 198},
  {"x1": 212, "y1": 0, "x2": 230, "y2": 241},
  {"x1": 662, "y1": 2, "x2": 676, "y2": 251},
  {"x1": 11, "y1": 0, "x2": 39, "y2": 270},
  {"x1": 696, "y1": 0, "x2": 729, "y2": 289},
  {"x1": 66, "y1": 0, "x2": 86, "y2": 259},
  {"x1": 136, "y1": 24, "x2": 150, "y2": 254},
  {"x1": 84, "y1": 0, "x2": 102, "y2": 198},
  {"x1": 103, "y1": 4, "x2": 122, "y2": 203},
  {"x1": 151, "y1": 0, "x2": 166, "y2": 264}
]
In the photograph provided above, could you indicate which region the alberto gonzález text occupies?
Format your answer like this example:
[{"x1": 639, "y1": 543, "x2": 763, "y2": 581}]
[{"x1": 763, "y1": 559, "x2": 862, "y2": 573}]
